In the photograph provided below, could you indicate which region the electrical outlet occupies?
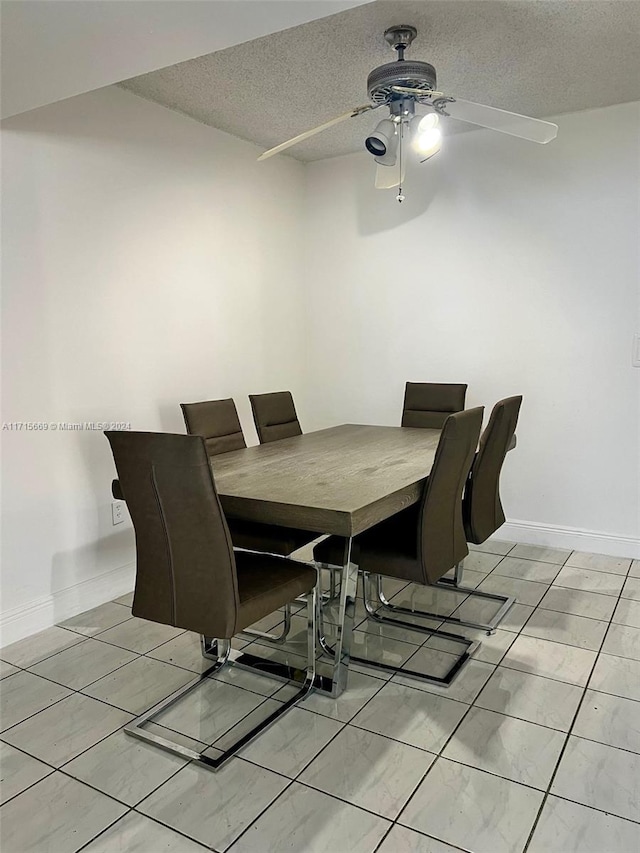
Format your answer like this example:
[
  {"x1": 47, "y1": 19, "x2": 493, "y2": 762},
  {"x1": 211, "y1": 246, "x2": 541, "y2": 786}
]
[{"x1": 112, "y1": 500, "x2": 126, "y2": 525}]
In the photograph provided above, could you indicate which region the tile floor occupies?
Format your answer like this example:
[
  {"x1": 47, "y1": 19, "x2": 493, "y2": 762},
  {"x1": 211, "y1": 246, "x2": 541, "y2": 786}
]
[{"x1": 1, "y1": 546, "x2": 639, "y2": 853}]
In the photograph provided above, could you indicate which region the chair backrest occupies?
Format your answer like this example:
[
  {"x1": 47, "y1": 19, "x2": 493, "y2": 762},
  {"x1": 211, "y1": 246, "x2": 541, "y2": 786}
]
[
  {"x1": 463, "y1": 396, "x2": 522, "y2": 544},
  {"x1": 418, "y1": 407, "x2": 484, "y2": 584},
  {"x1": 249, "y1": 391, "x2": 302, "y2": 444},
  {"x1": 180, "y1": 398, "x2": 246, "y2": 456},
  {"x1": 402, "y1": 382, "x2": 468, "y2": 429},
  {"x1": 105, "y1": 431, "x2": 241, "y2": 638}
]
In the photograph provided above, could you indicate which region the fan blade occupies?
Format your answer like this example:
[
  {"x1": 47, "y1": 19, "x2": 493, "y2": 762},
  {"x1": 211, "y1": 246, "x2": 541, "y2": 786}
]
[
  {"x1": 257, "y1": 105, "x2": 374, "y2": 161},
  {"x1": 437, "y1": 97, "x2": 558, "y2": 144},
  {"x1": 374, "y1": 158, "x2": 406, "y2": 190}
]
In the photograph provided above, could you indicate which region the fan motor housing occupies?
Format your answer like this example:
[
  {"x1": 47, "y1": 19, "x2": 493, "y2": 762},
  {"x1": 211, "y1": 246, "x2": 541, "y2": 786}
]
[{"x1": 367, "y1": 60, "x2": 437, "y2": 104}]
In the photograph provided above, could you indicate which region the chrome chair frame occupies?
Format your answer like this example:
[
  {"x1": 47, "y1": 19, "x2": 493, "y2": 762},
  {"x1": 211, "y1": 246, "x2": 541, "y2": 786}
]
[
  {"x1": 125, "y1": 590, "x2": 317, "y2": 770},
  {"x1": 318, "y1": 571, "x2": 478, "y2": 687}
]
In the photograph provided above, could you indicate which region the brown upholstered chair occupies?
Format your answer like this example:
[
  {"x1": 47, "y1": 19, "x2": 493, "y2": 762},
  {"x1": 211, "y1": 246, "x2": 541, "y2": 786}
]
[
  {"x1": 180, "y1": 398, "x2": 316, "y2": 567},
  {"x1": 402, "y1": 382, "x2": 468, "y2": 429},
  {"x1": 314, "y1": 408, "x2": 484, "y2": 686},
  {"x1": 250, "y1": 391, "x2": 302, "y2": 444},
  {"x1": 382, "y1": 396, "x2": 522, "y2": 634},
  {"x1": 105, "y1": 430, "x2": 317, "y2": 771}
]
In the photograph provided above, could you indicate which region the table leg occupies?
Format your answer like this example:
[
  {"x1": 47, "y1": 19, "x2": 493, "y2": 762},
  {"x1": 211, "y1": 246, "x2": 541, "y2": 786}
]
[{"x1": 325, "y1": 537, "x2": 358, "y2": 698}]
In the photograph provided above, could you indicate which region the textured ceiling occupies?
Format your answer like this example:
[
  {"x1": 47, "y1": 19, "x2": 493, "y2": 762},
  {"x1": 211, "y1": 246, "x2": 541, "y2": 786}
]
[{"x1": 119, "y1": 0, "x2": 640, "y2": 162}]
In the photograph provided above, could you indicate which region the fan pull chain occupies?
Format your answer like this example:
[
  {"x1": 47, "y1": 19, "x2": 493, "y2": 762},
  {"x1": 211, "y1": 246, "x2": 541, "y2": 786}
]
[{"x1": 397, "y1": 121, "x2": 405, "y2": 203}]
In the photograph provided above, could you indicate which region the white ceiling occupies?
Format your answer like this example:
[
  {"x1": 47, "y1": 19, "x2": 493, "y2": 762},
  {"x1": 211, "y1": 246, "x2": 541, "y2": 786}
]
[
  {"x1": 119, "y1": 0, "x2": 640, "y2": 162},
  {"x1": 0, "y1": 0, "x2": 368, "y2": 119}
]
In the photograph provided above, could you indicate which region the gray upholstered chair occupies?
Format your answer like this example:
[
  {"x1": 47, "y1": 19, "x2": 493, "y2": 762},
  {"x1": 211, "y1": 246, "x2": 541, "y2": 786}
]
[
  {"x1": 402, "y1": 382, "x2": 468, "y2": 429},
  {"x1": 314, "y1": 407, "x2": 484, "y2": 686},
  {"x1": 105, "y1": 430, "x2": 317, "y2": 771},
  {"x1": 382, "y1": 396, "x2": 523, "y2": 634},
  {"x1": 180, "y1": 397, "x2": 316, "y2": 563},
  {"x1": 250, "y1": 391, "x2": 302, "y2": 444}
]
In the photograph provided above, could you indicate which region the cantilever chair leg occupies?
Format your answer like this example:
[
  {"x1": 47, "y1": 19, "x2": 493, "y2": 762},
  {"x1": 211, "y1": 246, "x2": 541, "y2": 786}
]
[
  {"x1": 376, "y1": 565, "x2": 515, "y2": 635},
  {"x1": 319, "y1": 573, "x2": 478, "y2": 687},
  {"x1": 240, "y1": 602, "x2": 292, "y2": 644},
  {"x1": 125, "y1": 591, "x2": 317, "y2": 771}
]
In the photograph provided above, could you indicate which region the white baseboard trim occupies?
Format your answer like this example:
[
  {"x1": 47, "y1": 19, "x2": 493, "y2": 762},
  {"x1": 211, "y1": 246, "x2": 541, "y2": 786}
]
[
  {"x1": 498, "y1": 519, "x2": 640, "y2": 560},
  {"x1": 0, "y1": 562, "x2": 135, "y2": 648}
]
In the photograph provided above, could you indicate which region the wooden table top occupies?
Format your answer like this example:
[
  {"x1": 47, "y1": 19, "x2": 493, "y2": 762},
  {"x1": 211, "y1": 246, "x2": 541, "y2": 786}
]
[{"x1": 210, "y1": 424, "x2": 441, "y2": 537}]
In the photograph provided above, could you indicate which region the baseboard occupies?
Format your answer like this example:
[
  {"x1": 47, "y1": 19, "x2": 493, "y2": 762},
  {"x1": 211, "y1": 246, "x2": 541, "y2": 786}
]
[
  {"x1": 497, "y1": 519, "x2": 640, "y2": 560},
  {"x1": 0, "y1": 562, "x2": 135, "y2": 648}
]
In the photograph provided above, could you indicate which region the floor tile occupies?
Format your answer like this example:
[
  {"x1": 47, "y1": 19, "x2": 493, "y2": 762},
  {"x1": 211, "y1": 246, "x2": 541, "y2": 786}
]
[
  {"x1": 461, "y1": 550, "x2": 504, "y2": 573},
  {"x1": 553, "y1": 565, "x2": 625, "y2": 597},
  {"x1": 501, "y1": 634, "x2": 597, "y2": 686},
  {"x1": 147, "y1": 631, "x2": 212, "y2": 673},
  {"x1": 394, "y1": 658, "x2": 495, "y2": 705},
  {"x1": 509, "y1": 544, "x2": 571, "y2": 564},
  {"x1": 228, "y1": 781, "x2": 390, "y2": 853},
  {"x1": 469, "y1": 539, "x2": 514, "y2": 556},
  {"x1": 64, "y1": 727, "x2": 188, "y2": 806},
  {"x1": 475, "y1": 666, "x2": 583, "y2": 731},
  {"x1": 351, "y1": 681, "x2": 467, "y2": 753},
  {"x1": 621, "y1": 576, "x2": 640, "y2": 601},
  {"x1": 573, "y1": 688, "x2": 640, "y2": 753},
  {"x1": 602, "y1": 623, "x2": 640, "y2": 661},
  {"x1": 3, "y1": 691, "x2": 132, "y2": 766},
  {"x1": 388, "y1": 584, "x2": 468, "y2": 618},
  {"x1": 528, "y1": 794, "x2": 640, "y2": 853},
  {"x1": 83, "y1": 656, "x2": 194, "y2": 715},
  {"x1": 239, "y1": 706, "x2": 343, "y2": 777},
  {"x1": 630, "y1": 560, "x2": 640, "y2": 578},
  {"x1": 96, "y1": 616, "x2": 184, "y2": 654},
  {"x1": 442, "y1": 706, "x2": 566, "y2": 789},
  {"x1": 139, "y1": 758, "x2": 289, "y2": 851},
  {"x1": 588, "y1": 652, "x2": 640, "y2": 701},
  {"x1": 0, "y1": 771, "x2": 127, "y2": 852},
  {"x1": 349, "y1": 628, "x2": 421, "y2": 668},
  {"x1": 29, "y1": 637, "x2": 137, "y2": 690},
  {"x1": 613, "y1": 597, "x2": 640, "y2": 629},
  {"x1": 565, "y1": 551, "x2": 632, "y2": 575},
  {"x1": 113, "y1": 590, "x2": 134, "y2": 607},
  {"x1": 83, "y1": 811, "x2": 206, "y2": 852},
  {"x1": 425, "y1": 627, "x2": 516, "y2": 665},
  {"x1": 521, "y1": 608, "x2": 608, "y2": 651},
  {"x1": 0, "y1": 742, "x2": 53, "y2": 805},
  {"x1": 0, "y1": 660, "x2": 19, "y2": 679},
  {"x1": 209, "y1": 661, "x2": 286, "y2": 697},
  {"x1": 538, "y1": 586, "x2": 617, "y2": 621},
  {"x1": 59, "y1": 601, "x2": 132, "y2": 636},
  {"x1": 477, "y1": 574, "x2": 549, "y2": 607},
  {"x1": 492, "y1": 556, "x2": 561, "y2": 583},
  {"x1": 299, "y1": 725, "x2": 433, "y2": 819},
  {"x1": 377, "y1": 825, "x2": 461, "y2": 853},
  {"x1": 297, "y1": 670, "x2": 386, "y2": 723},
  {"x1": 352, "y1": 614, "x2": 430, "y2": 646},
  {"x1": 450, "y1": 598, "x2": 534, "y2": 634},
  {"x1": 400, "y1": 757, "x2": 544, "y2": 853},
  {"x1": 0, "y1": 670, "x2": 71, "y2": 732},
  {"x1": 551, "y1": 736, "x2": 640, "y2": 823},
  {"x1": 0, "y1": 625, "x2": 84, "y2": 668}
]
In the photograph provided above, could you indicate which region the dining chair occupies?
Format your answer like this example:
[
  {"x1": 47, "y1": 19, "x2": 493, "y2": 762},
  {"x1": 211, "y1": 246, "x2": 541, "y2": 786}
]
[
  {"x1": 249, "y1": 390, "x2": 302, "y2": 444},
  {"x1": 181, "y1": 398, "x2": 246, "y2": 455},
  {"x1": 401, "y1": 381, "x2": 468, "y2": 429},
  {"x1": 314, "y1": 407, "x2": 484, "y2": 686},
  {"x1": 379, "y1": 396, "x2": 523, "y2": 634},
  {"x1": 105, "y1": 430, "x2": 317, "y2": 771}
]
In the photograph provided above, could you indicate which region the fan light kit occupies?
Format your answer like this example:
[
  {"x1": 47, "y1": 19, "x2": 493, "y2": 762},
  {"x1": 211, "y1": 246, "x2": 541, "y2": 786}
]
[{"x1": 258, "y1": 25, "x2": 559, "y2": 203}]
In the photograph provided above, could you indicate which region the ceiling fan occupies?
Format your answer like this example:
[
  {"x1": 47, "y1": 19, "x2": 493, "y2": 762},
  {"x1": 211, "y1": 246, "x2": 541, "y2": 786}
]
[{"x1": 258, "y1": 25, "x2": 558, "y2": 201}]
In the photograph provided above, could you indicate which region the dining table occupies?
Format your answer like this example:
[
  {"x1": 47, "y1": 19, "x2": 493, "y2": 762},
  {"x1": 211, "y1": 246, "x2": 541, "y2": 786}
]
[{"x1": 210, "y1": 423, "x2": 443, "y2": 697}]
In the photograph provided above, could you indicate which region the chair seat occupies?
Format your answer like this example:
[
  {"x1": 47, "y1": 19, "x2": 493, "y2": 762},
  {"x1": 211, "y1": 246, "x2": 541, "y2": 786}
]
[
  {"x1": 235, "y1": 550, "x2": 316, "y2": 633},
  {"x1": 313, "y1": 504, "x2": 425, "y2": 584},
  {"x1": 228, "y1": 518, "x2": 317, "y2": 557}
]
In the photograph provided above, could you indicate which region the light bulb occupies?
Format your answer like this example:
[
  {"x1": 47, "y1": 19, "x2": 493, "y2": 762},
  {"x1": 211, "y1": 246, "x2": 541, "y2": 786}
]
[
  {"x1": 417, "y1": 112, "x2": 439, "y2": 133},
  {"x1": 415, "y1": 126, "x2": 442, "y2": 156}
]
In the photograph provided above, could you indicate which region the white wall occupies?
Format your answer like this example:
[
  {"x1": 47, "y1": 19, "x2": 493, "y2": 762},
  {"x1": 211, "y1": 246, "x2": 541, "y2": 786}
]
[
  {"x1": 300, "y1": 102, "x2": 640, "y2": 555},
  {"x1": 1, "y1": 86, "x2": 306, "y2": 643}
]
